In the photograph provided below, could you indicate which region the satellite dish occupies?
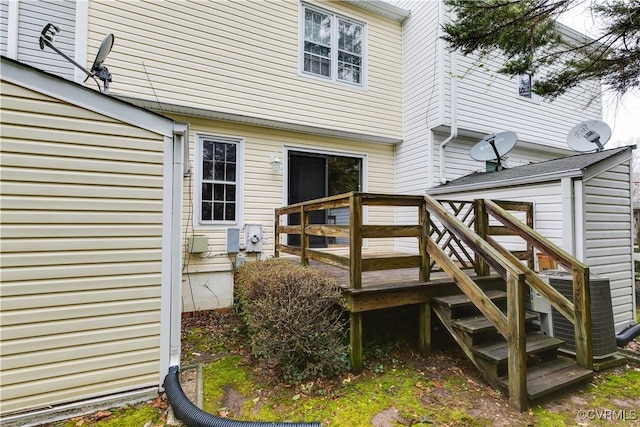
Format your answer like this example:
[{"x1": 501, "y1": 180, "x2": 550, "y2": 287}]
[
  {"x1": 39, "y1": 23, "x2": 114, "y2": 94},
  {"x1": 87, "y1": 33, "x2": 115, "y2": 93},
  {"x1": 566, "y1": 119, "x2": 611, "y2": 152},
  {"x1": 470, "y1": 131, "x2": 518, "y2": 171}
]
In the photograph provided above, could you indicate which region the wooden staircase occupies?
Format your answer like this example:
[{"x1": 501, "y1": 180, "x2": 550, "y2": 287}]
[{"x1": 432, "y1": 290, "x2": 593, "y2": 403}]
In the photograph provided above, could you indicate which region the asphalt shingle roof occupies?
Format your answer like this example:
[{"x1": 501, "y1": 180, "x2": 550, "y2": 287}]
[{"x1": 432, "y1": 146, "x2": 632, "y2": 191}]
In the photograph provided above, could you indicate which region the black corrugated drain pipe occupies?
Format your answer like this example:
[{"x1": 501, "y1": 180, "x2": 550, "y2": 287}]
[
  {"x1": 616, "y1": 324, "x2": 640, "y2": 347},
  {"x1": 164, "y1": 366, "x2": 321, "y2": 427}
]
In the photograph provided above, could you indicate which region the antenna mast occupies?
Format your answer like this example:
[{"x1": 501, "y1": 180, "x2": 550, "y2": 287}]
[{"x1": 39, "y1": 23, "x2": 114, "y2": 94}]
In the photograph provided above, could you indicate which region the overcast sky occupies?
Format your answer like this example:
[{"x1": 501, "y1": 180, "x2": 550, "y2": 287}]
[{"x1": 559, "y1": 5, "x2": 639, "y2": 147}]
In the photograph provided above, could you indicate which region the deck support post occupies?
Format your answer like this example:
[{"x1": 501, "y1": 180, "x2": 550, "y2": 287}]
[
  {"x1": 418, "y1": 300, "x2": 431, "y2": 355},
  {"x1": 419, "y1": 200, "x2": 430, "y2": 282},
  {"x1": 300, "y1": 206, "x2": 308, "y2": 266},
  {"x1": 573, "y1": 268, "x2": 593, "y2": 369},
  {"x1": 274, "y1": 210, "x2": 280, "y2": 258},
  {"x1": 474, "y1": 199, "x2": 490, "y2": 276},
  {"x1": 350, "y1": 194, "x2": 363, "y2": 289},
  {"x1": 350, "y1": 312, "x2": 363, "y2": 373},
  {"x1": 507, "y1": 272, "x2": 527, "y2": 411}
]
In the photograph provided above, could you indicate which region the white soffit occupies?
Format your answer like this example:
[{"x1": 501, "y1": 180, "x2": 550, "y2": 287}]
[{"x1": 344, "y1": 0, "x2": 411, "y2": 21}]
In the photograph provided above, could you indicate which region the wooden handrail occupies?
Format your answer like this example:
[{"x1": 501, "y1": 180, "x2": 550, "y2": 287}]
[
  {"x1": 483, "y1": 199, "x2": 592, "y2": 369},
  {"x1": 484, "y1": 235, "x2": 575, "y2": 323},
  {"x1": 424, "y1": 196, "x2": 524, "y2": 281},
  {"x1": 426, "y1": 237, "x2": 509, "y2": 337},
  {"x1": 424, "y1": 198, "x2": 529, "y2": 408},
  {"x1": 483, "y1": 199, "x2": 588, "y2": 272},
  {"x1": 274, "y1": 192, "x2": 592, "y2": 407}
]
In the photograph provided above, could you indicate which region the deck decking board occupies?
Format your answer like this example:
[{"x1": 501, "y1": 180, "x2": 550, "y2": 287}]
[
  {"x1": 472, "y1": 333, "x2": 564, "y2": 364},
  {"x1": 498, "y1": 358, "x2": 593, "y2": 400}
]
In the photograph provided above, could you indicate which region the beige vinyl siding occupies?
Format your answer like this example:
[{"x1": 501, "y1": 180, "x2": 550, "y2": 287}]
[
  {"x1": 171, "y1": 115, "x2": 395, "y2": 275},
  {"x1": 583, "y1": 162, "x2": 635, "y2": 331},
  {"x1": 88, "y1": 0, "x2": 403, "y2": 140},
  {"x1": 0, "y1": 81, "x2": 165, "y2": 414}
]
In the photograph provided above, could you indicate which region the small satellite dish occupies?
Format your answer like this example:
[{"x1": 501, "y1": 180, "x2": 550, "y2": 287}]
[
  {"x1": 566, "y1": 119, "x2": 611, "y2": 152},
  {"x1": 86, "y1": 33, "x2": 114, "y2": 93},
  {"x1": 39, "y1": 23, "x2": 114, "y2": 94},
  {"x1": 470, "y1": 131, "x2": 518, "y2": 171}
]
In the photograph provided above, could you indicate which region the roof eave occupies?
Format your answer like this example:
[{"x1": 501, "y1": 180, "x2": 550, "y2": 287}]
[
  {"x1": 116, "y1": 95, "x2": 402, "y2": 145},
  {"x1": 1, "y1": 56, "x2": 174, "y2": 137},
  {"x1": 344, "y1": 0, "x2": 411, "y2": 21},
  {"x1": 427, "y1": 169, "x2": 583, "y2": 195}
]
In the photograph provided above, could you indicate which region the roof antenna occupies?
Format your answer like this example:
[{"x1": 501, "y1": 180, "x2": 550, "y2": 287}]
[{"x1": 39, "y1": 22, "x2": 114, "y2": 94}]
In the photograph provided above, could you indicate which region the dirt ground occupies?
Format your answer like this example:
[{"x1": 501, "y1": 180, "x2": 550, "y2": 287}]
[
  {"x1": 178, "y1": 310, "x2": 640, "y2": 427},
  {"x1": 41, "y1": 309, "x2": 640, "y2": 426}
]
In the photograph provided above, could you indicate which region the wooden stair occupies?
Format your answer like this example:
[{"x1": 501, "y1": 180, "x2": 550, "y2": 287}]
[{"x1": 432, "y1": 290, "x2": 593, "y2": 403}]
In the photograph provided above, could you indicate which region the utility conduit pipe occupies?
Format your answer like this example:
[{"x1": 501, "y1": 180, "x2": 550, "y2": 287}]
[{"x1": 164, "y1": 366, "x2": 320, "y2": 427}]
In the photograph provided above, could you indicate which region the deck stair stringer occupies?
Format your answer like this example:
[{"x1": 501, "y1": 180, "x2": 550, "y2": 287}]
[{"x1": 432, "y1": 291, "x2": 593, "y2": 405}]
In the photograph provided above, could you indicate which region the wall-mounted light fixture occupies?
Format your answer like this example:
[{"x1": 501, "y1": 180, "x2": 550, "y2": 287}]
[{"x1": 269, "y1": 153, "x2": 282, "y2": 172}]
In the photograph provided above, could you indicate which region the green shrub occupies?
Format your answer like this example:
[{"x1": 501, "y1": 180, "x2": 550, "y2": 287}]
[{"x1": 235, "y1": 258, "x2": 348, "y2": 382}]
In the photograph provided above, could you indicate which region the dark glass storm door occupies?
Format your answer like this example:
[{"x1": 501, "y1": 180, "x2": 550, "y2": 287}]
[{"x1": 288, "y1": 152, "x2": 328, "y2": 247}]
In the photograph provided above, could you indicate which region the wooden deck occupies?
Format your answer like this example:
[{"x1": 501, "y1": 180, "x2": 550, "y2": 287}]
[
  {"x1": 308, "y1": 259, "x2": 504, "y2": 313},
  {"x1": 275, "y1": 193, "x2": 594, "y2": 410}
]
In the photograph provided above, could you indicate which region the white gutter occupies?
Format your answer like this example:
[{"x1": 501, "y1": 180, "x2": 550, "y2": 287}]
[
  {"x1": 427, "y1": 169, "x2": 584, "y2": 195},
  {"x1": 343, "y1": 0, "x2": 411, "y2": 22},
  {"x1": 438, "y1": 0, "x2": 458, "y2": 184},
  {"x1": 116, "y1": 95, "x2": 401, "y2": 145}
]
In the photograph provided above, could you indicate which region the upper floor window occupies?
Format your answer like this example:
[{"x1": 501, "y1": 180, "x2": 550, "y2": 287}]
[
  {"x1": 518, "y1": 74, "x2": 533, "y2": 98},
  {"x1": 196, "y1": 135, "x2": 242, "y2": 226},
  {"x1": 301, "y1": 4, "x2": 365, "y2": 86}
]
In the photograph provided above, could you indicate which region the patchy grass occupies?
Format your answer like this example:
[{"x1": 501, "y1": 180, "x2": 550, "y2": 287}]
[
  {"x1": 43, "y1": 399, "x2": 167, "y2": 427},
  {"x1": 587, "y1": 368, "x2": 640, "y2": 404},
  {"x1": 44, "y1": 310, "x2": 640, "y2": 426}
]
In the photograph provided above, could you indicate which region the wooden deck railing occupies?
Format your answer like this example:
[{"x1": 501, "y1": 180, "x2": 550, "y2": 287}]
[
  {"x1": 424, "y1": 195, "x2": 592, "y2": 409},
  {"x1": 275, "y1": 192, "x2": 431, "y2": 288},
  {"x1": 482, "y1": 199, "x2": 592, "y2": 369},
  {"x1": 275, "y1": 192, "x2": 534, "y2": 286},
  {"x1": 275, "y1": 192, "x2": 592, "y2": 409}
]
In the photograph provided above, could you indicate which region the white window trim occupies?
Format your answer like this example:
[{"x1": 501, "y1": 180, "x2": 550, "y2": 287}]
[
  {"x1": 193, "y1": 133, "x2": 244, "y2": 228},
  {"x1": 298, "y1": 2, "x2": 368, "y2": 89},
  {"x1": 485, "y1": 156, "x2": 509, "y2": 172},
  {"x1": 281, "y1": 145, "x2": 369, "y2": 246},
  {"x1": 516, "y1": 73, "x2": 540, "y2": 103}
]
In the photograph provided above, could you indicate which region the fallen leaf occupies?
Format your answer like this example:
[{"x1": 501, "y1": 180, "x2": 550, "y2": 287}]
[{"x1": 95, "y1": 411, "x2": 111, "y2": 420}]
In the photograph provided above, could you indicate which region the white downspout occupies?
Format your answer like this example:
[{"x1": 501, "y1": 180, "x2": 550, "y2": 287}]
[
  {"x1": 438, "y1": 0, "x2": 458, "y2": 184},
  {"x1": 159, "y1": 128, "x2": 185, "y2": 386},
  {"x1": 7, "y1": 0, "x2": 19, "y2": 59},
  {"x1": 561, "y1": 177, "x2": 575, "y2": 255}
]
